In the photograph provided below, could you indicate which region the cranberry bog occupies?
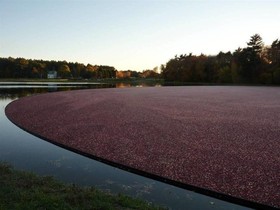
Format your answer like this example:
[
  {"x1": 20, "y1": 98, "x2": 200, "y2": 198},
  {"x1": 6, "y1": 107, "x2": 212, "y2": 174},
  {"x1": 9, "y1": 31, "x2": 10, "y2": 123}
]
[{"x1": 5, "y1": 86, "x2": 280, "y2": 209}]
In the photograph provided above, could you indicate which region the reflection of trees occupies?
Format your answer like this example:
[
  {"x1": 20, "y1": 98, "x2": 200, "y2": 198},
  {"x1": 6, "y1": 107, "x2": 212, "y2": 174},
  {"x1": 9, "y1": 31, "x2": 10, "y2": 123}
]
[
  {"x1": 0, "y1": 88, "x2": 48, "y2": 99},
  {"x1": 116, "y1": 83, "x2": 131, "y2": 88},
  {"x1": 0, "y1": 84, "x2": 117, "y2": 100},
  {"x1": 116, "y1": 81, "x2": 162, "y2": 88}
]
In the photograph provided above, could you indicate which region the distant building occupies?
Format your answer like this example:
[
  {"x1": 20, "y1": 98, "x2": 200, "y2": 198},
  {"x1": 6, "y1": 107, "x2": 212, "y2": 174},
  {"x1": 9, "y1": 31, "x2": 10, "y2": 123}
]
[{"x1": 47, "y1": 71, "x2": 57, "y2": 79}]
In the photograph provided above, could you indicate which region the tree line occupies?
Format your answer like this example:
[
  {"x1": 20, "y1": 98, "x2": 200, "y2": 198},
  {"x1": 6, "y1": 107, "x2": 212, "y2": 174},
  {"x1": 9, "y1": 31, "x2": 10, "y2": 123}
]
[
  {"x1": 0, "y1": 58, "x2": 116, "y2": 79},
  {"x1": 0, "y1": 57, "x2": 160, "y2": 80},
  {"x1": 161, "y1": 34, "x2": 280, "y2": 84},
  {"x1": 116, "y1": 67, "x2": 160, "y2": 79},
  {"x1": 1, "y1": 34, "x2": 279, "y2": 84}
]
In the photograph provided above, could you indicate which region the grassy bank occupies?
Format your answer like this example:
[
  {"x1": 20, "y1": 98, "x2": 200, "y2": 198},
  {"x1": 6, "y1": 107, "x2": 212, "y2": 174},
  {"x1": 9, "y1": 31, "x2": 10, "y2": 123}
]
[{"x1": 0, "y1": 163, "x2": 165, "y2": 210}]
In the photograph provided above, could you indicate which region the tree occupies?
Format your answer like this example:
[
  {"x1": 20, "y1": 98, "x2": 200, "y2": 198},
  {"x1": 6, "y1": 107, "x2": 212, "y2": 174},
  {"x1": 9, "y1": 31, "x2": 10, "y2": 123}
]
[
  {"x1": 161, "y1": 57, "x2": 179, "y2": 81},
  {"x1": 71, "y1": 62, "x2": 85, "y2": 78},
  {"x1": 15, "y1": 58, "x2": 29, "y2": 78},
  {"x1": 58, "y1": 64, "x2": 71, "y2": 78},
  {"x1": 235, "y1": 34, "x2": 265, "y2": 82},
  {"x1": 218, "y1": 66, "x2": 232, "y2": 83},
  {"x1": 267, "y1": 39, "x2": 280, "y2": 83},
  {"x1": 268, "y1": 39, "x2": 280, "y2": 65},
  {"x1": 141, "y1": 69, "x2": 160, "y2": 78},
  {"x1": 247, "y1": 34, "x2": 264, "y2": 55},
  {"x1": 32, "y1": 61, "x2": 46, "y2": 78},
  {"x1": 0, "y1": 57, "x2": 118, "y2": 80},
  {"x1": 97, "y1": 66, "x2": 116, "y2": 79}
]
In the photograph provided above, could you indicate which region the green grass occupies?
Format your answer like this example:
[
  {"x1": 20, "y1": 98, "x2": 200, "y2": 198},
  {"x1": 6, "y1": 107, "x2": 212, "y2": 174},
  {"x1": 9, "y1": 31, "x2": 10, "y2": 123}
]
[{"x1": 0, "y1": 163, "x2": 166, "y2": 210}]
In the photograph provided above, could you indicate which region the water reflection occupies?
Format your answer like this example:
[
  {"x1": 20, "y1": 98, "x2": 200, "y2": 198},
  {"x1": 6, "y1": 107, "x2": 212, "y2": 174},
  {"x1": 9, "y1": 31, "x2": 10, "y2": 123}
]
[
  {"x1": 115, "y1": 82, "x2": 161, "y2": 88},
  {"x1": 0, "y1": 83, "x2": 250, "y2": 210},
  {"x1": 0, "y1": 83, "x2": 115, "y2": 99}
]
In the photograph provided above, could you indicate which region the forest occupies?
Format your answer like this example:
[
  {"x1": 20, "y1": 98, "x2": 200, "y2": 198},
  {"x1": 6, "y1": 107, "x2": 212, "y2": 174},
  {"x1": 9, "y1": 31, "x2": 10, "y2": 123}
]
[
  {"x1": 0, "y1": 57, "x2": 159, "y2": 79},
  {"x1": 0, "y1": 58, "x2": 117, "y2": 79},
  {"x1": 161, "y1": 34, "x2": 280, "y2": 84},
  {"x1": 0, "y1": 34, "x2": 280, "y2": 84}
]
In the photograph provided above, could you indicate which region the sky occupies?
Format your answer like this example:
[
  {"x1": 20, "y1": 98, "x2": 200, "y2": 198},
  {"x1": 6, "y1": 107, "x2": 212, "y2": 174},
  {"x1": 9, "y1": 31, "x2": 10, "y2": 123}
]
[{"x1": 1, "y1": 0, "x2": 280, "y2": 71}]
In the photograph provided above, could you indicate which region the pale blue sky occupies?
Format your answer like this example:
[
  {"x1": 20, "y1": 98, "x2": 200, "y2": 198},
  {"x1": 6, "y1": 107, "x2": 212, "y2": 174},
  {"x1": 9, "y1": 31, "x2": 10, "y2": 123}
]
[{"x1": 1, "y1": 0, "x2": 280, "y2": 71}]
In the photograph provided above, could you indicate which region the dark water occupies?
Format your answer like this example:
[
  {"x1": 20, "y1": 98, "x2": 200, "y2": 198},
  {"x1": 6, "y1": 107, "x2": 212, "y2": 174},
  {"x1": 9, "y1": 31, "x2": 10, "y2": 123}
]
[{"x1": 0, "y1": 82, "x2": 250, "y2": 210}]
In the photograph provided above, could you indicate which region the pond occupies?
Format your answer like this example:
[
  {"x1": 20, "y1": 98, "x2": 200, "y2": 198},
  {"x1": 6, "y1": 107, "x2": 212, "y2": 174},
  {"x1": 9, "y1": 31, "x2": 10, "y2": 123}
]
[{"x1": 0, "y1": 82, "x2": 250, "y2": 210}]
